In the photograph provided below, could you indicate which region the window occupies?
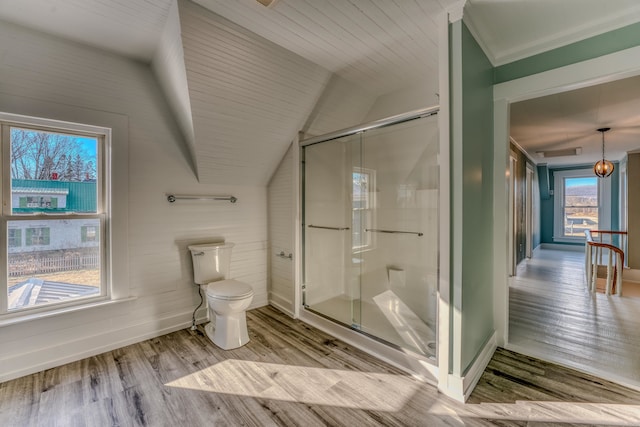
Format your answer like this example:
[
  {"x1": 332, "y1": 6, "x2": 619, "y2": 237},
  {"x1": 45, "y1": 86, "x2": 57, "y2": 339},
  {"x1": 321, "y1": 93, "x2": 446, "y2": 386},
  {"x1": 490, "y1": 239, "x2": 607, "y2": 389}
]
[
  {"x1": 26, "y1": 227, "x2": 50, "y2": 246},
  {"x1": 20, "y1": 196, "x2": 58, "y2": 208},
  {"x1": 562, "y1": 177, "x2": 598, "y2": 237},
  {"x1": 553, "y1": 169, "x2": 611, "y2": 242},
  {"x1": 352, "y1": 168, "x2": 375, "y2": 251},
  {"x1": 2, "y1": 118, "x2": 107, "y2": 314},
  {"x1": 81, "y1": 225, "x2": 98, "y2": 242},
  {"x1": 8, "y1": 229, "x2": 21, "y2": 248}
]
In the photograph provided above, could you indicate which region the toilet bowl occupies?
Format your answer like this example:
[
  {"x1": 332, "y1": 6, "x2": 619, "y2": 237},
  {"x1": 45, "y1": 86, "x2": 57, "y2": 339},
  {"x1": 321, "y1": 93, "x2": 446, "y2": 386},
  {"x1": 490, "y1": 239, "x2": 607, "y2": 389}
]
[
  {"x1": 203, "y1": 279, "x2": 254, "y2": 350},
  {"x1": 188, "y1": 242, "x2": 254, "y2": 350}
]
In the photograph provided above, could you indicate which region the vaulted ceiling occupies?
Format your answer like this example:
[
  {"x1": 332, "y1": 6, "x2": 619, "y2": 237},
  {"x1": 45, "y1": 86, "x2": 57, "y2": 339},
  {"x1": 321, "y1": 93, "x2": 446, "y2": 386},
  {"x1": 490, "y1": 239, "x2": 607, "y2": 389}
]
[{"x1": 1, "y1": 0, "x2": 640, "y2": 180}]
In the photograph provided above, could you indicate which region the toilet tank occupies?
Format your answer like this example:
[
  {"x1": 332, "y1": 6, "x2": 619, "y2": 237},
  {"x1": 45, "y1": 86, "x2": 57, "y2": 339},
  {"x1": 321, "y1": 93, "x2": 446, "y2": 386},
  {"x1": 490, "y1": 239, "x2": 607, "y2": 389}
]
[{"x1": 188, "y1": 242, "x2": 235, "y2": 285}]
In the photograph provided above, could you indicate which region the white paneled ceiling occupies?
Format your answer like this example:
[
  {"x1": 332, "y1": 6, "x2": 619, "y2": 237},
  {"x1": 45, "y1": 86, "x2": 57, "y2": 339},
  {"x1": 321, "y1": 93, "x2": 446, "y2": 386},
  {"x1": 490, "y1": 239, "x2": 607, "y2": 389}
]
[
  {"x1": 178, "y1": 0, "x2": 330, "y2": 185},
  {"x1": 510, "y1": 74, "x2": 640, "y2": 166},
  {"x1": 193, "y1": 0, "x2": 455, "y2": 96}
]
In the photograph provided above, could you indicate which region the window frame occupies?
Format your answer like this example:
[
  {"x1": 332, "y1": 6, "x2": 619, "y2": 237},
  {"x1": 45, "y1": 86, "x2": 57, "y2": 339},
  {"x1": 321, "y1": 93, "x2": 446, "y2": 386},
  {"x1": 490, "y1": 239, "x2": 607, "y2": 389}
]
[
  {"x1": 553, "y1": 168, "x2": 611, "y2": 243},
  {"x1": 0, "y1": 116, "x2": 109, "y2": 317}
]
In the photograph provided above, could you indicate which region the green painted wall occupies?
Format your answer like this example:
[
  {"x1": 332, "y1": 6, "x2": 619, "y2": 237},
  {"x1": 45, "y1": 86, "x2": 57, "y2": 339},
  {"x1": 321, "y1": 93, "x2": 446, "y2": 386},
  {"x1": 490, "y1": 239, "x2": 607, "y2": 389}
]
[
  {"x1": 451, "y1": 21, "x2": 495, "y2": 374},
  {"x1": 494, "y1": 22, "x2": 640, "y2": 83}
]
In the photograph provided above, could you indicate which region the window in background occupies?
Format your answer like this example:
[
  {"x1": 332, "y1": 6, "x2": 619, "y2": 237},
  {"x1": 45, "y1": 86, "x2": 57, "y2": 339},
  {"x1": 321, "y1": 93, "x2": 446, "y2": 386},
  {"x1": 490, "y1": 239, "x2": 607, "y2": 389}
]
[
  {"x1": 563, "y1": 177, "x2": 599, "y2": 237},
  {"x1": 553, "y1": 169, "x2": 611, "y2": 243},
  {"x1": 352, "y1": 168, "x2": 376, "y2": 251}
]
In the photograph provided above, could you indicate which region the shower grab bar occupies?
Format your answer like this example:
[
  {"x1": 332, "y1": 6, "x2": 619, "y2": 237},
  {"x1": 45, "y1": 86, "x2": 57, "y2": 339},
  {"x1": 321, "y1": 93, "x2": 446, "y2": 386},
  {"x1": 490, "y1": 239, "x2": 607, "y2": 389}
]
[
  {"x1": 167, "y1": 194, "x2": 237, "y2": 203},
  {"x1": 308, "y1": 225, "x2": 350, "y2": 231},
  {"x1": 366, "y1": 228, "x2": 423, "y2": 237}
]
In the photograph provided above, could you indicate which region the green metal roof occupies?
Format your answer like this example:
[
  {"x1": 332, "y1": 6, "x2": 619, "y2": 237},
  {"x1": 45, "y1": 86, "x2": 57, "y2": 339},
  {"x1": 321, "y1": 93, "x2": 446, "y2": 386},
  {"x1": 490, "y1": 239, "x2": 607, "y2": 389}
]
[{"x1": 12, "y1": 179, "x2": 97, "y2": 213}]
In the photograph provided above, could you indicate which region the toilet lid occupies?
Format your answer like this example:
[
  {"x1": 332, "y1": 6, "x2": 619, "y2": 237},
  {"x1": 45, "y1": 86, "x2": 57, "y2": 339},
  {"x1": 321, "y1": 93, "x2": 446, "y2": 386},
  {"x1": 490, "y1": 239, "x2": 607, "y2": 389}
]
[{"x1": 206, "y1": 279, "x2": 254, "y2": 300}]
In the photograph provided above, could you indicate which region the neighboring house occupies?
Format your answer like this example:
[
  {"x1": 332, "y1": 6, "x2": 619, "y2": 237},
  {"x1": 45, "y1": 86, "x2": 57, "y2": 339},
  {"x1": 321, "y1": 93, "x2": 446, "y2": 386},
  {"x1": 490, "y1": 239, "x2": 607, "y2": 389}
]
[{"x1": 8, "y1": 179, "x2": 99, "y2": 254}]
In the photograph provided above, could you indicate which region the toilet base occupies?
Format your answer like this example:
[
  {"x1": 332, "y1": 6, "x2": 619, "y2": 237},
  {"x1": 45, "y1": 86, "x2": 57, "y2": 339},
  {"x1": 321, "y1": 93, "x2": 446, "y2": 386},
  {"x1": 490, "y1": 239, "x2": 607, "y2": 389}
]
[{"x1": 204, "y1": 311, "x2": 250, "y2": 350}]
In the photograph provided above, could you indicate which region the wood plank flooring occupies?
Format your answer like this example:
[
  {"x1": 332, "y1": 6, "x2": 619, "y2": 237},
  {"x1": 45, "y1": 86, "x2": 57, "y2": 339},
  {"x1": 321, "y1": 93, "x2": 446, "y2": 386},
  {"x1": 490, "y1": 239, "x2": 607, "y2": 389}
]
[
  {"x1": 509, "y1": 247, "x2": 640, "y2": 389},
  {"x1": 3, "y1": 305, "x2": 640, "y2": 426}
]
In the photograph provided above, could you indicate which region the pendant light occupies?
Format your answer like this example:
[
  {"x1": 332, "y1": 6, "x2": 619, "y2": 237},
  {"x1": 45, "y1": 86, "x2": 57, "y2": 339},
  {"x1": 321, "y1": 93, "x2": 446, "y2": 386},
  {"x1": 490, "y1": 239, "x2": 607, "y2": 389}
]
[{"x1": 593, "y1": 127, "x2": 614, "y2": 178}]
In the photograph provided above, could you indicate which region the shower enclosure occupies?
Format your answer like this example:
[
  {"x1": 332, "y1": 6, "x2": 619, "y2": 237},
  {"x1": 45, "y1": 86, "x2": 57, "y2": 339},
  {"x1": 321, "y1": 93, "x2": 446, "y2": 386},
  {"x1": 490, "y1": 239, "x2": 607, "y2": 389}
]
[{"x1": 301, "y1": 108, "x2": 439, "y2": 359}]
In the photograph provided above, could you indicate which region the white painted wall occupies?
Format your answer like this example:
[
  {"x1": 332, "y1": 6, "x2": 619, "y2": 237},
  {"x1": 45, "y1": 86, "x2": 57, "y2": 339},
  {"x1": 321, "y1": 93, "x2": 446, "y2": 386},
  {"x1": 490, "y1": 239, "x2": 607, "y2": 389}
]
[
  {"x1": 364, "y1": 81, "x2": 440, "y2": 122},
  {"x1": 0, "y1": 21, "x2": 268, "y2": 382},
  {"x1": 267, "y1": 144, "x2": 294, "y2": 315},
  {"x1": 302, "y1": 75, "x2": 377, "y2": 138}
]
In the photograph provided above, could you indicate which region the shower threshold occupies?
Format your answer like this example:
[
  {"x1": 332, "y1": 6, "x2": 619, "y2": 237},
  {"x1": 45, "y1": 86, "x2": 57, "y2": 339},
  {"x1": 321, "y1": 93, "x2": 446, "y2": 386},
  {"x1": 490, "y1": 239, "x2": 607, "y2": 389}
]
[{"x1": 306, "y1": 293, "x2": 436, "y2": 359}]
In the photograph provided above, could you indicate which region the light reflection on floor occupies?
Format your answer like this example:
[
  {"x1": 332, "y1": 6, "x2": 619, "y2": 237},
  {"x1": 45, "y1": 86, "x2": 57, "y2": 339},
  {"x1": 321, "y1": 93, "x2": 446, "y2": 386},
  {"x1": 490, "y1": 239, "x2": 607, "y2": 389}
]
[
  {"x1": 165, "y1": 359, "x2": 421, "y2": 410},
  {"x1": 165, "y1": 358, "x2": 640, "y2": 423}
]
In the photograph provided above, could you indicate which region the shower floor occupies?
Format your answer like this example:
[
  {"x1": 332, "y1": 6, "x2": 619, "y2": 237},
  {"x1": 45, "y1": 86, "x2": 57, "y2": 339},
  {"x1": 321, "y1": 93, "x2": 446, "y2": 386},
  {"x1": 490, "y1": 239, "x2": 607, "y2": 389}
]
[{"x1": 308, "y1": 292, "x2": 436, "y2": 358}]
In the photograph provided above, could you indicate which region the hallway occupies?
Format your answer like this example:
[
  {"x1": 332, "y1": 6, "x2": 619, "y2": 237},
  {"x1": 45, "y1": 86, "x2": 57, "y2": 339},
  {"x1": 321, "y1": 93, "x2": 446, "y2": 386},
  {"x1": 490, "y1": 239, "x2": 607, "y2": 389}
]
[{"x1": 509, "y1": 247, "x2": 640, "y2": 389}]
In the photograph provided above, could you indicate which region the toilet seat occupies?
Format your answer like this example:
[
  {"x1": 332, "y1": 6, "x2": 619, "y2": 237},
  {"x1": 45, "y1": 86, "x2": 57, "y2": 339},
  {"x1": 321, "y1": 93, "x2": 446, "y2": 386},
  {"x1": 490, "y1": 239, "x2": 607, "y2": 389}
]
[{"x1": 206, "y1": 279, "x2": 253, "y2": 301}]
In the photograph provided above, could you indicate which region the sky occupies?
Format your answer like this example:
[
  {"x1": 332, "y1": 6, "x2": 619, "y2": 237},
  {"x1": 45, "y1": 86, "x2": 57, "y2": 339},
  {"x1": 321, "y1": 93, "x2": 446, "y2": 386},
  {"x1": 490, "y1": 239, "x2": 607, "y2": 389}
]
[
  {"x1": 565, "y1": 177, "x2": 597, "y2": 187},
  {"x1": 78, "y1": 136, "x2": 97, "y2": 158}
]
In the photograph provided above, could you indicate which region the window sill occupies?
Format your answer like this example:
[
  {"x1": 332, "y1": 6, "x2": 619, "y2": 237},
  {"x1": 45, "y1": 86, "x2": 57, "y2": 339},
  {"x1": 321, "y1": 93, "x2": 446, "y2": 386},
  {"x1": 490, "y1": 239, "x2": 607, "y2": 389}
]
[{"x1": 0, "y1": 296, "x2": 137, "y2": 328}]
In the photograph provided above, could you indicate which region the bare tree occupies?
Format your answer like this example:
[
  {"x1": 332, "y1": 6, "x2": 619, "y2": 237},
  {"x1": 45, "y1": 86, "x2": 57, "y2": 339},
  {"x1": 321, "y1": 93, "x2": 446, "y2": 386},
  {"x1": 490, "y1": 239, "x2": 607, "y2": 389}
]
[{"x1": 10, "y1": 128, "x2": 95, "y2": 182}]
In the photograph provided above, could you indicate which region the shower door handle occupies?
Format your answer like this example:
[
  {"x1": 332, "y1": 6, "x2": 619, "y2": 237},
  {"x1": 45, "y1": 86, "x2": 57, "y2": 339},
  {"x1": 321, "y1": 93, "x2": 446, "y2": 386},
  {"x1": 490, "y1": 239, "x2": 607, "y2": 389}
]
[
  {"x1": 308, "y1": 225, "x2": 350, "y2": 231},
  {"x1": 366, "y1": 228, "x2": 423, "y2": 237}
]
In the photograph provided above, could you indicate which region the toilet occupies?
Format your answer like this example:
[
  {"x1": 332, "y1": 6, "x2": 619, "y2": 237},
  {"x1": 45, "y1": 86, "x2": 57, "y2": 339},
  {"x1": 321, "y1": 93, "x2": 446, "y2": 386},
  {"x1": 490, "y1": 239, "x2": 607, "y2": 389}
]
[{"x1": 188, "y1": 242, "x2": 254, "y2": 350}]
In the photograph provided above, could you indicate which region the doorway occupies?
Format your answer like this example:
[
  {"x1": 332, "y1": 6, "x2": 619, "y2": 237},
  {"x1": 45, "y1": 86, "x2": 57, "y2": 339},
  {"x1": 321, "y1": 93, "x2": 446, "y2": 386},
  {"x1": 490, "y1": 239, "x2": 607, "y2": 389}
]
[{"x1": 494, "y1": 47, "x2": 640, "y2": 389}]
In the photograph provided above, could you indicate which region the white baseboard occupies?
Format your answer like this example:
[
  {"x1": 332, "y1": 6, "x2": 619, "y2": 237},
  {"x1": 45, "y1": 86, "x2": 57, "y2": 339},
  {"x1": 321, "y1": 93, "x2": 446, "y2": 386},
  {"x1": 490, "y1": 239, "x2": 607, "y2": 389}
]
[
  {"x1": 0, "y1": 308, "x2": 209, "y2": 383},
  {"x1": 440, "y1": 331, "x2": 497, "y2": 402},
  {"x1": 624, "y1": 268, "x2": 640, "y2": 283},
  {"x1": 462, "y1": 331, "x2": 497, "y2": 399},
  {"x1": 268, "y1": 293, "x2": 295, "y2": 318},
  {"x1": 541, "y1": 243, "x2": 584, "y2": 252}
]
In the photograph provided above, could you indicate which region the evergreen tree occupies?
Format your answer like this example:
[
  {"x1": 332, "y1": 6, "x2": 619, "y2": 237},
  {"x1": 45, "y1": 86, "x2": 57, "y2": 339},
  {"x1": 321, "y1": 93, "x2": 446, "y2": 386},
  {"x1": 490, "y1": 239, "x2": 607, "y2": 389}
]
[
  {"x1": 65, "y1": 157, "x2": 74, "y2": 181},
  {"x1": 73, "y1": 154, "x2": 84, "y2": 181},
  {"x1": 84, "y1": 160, "x2": 96, "y2": 181}
]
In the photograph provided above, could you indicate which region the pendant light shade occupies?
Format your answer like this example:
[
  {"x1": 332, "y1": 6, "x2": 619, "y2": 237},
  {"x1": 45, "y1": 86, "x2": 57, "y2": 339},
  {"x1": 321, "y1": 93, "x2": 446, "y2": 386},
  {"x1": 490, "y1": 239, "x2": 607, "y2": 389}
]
[{"x1": 593, "y1": 127, "x2": 614, "y2": 178}]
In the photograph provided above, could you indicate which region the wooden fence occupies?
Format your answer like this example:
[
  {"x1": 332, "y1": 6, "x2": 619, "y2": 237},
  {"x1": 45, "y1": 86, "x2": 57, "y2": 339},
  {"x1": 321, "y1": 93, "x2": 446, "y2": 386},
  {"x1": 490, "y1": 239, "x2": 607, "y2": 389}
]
[{"x1": 8, "y1": 253, "x2": 100, "y2": 277}]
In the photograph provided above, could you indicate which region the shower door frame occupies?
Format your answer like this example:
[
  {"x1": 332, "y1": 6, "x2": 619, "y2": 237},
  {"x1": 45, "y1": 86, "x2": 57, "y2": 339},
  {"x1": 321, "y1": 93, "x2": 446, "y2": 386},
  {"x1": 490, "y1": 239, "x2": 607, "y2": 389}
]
[{"x1": 299, "y1": 105, "x2": 440, "y2": 358}]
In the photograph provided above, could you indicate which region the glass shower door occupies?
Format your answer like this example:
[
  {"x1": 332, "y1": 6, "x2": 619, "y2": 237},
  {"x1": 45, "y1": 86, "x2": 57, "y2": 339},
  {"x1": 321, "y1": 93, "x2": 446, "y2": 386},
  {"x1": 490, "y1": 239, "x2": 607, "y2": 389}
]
[
  {"x1": 303, "y1": 133, "x2": 362, "y2": 328},
  {"x1": 356, "y1": 115, "x2": 439, "y2": 357},
  {"x1": 302, "y1": 113, "x2": 439, "y2": 360}
]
